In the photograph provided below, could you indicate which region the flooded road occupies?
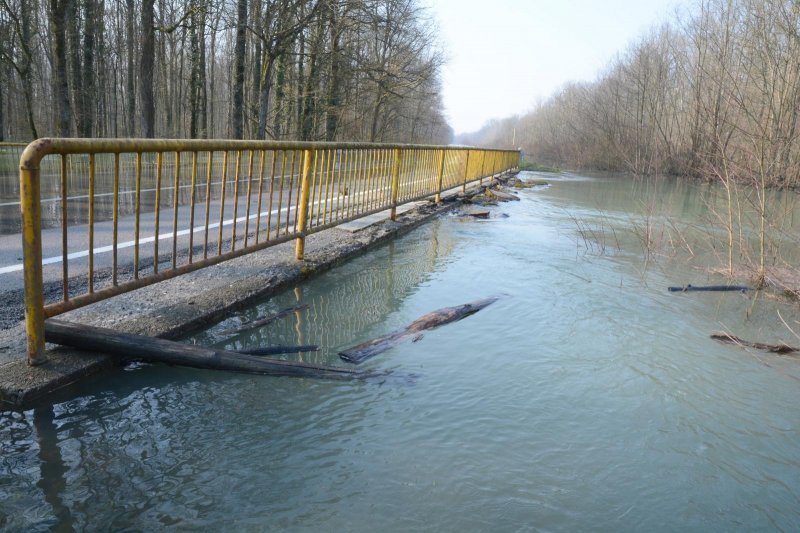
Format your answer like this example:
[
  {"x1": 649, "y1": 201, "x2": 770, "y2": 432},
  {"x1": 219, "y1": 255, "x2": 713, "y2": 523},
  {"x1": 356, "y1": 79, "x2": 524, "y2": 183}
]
[{"x1": 2, "y1": 171, "x2": 800, "y2": 531}]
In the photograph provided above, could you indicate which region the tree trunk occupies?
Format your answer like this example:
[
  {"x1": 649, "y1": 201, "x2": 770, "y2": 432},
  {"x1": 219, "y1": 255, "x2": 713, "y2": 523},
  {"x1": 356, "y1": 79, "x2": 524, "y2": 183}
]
[
  {"x1": 139, "y1": 0, "x2": 156, "y2": 137},
  {"x1": 125, "y1": 0, "x2": 135, "y2": 135},
  {"x1": 257, "y1": 54, "x2": 274, "y2": 139},
  {"x1": 67, "y1": 0, "x2": 82, "y2": 134},
  {"x1": 49, "y1": 0, "x2": 72, "y2": 136},
  {"x1": 79, "y1": 0, "x2": 97, "y2": 136},
  {"x1": 325, "y1": 2, "x2": 342, "y2": 141},
  {"x1": 0, "y1": 70, "x2": 4, "y2": 141},
  {"x1": 45, "y1": 319, "x2": 376, "y2": 380},
  {"x1": 232, "y1": 0, "x2": 247, "y2": 138}
]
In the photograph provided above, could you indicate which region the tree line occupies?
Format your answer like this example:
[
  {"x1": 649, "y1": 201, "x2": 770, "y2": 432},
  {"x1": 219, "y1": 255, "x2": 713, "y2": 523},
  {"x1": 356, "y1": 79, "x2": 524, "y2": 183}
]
[
  {"x1": 0, "y1": 0, "x2": 452, "y2": 143},
  {"x1": 463, "y1": 0, "x2": 800, "y2": 189}
]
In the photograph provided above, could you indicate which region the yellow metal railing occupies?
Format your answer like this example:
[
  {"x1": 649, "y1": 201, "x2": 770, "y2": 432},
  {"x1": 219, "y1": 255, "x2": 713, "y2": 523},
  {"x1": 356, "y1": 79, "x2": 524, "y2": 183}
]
[{"x1": 18, "y1": 139, "x2": 519, "y2": 365}]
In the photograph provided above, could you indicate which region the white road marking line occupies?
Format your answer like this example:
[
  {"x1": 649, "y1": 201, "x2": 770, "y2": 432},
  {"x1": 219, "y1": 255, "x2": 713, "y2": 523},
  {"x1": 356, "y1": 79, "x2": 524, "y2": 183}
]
[{"x1": 0, "y1": 182, "x2": 398, "y2": 275}]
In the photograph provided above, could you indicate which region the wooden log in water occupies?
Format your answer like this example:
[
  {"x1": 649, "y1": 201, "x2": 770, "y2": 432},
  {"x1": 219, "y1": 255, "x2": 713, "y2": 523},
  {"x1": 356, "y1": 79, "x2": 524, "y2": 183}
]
[
  {"x1": 218, "y1": 304, "x2": 309, "y2": 335},
  {"x1": 44, "y1": 319, "x2": 373, "y2": 380},
  {"x1": 339, "y1": 296, "x2": 501, "y2": 364},
  {"x1": 710, "y1": 333, "x2": 798, "y2": 354},
  {"x1": 237, "y1": 345, "x2": 319, "y2": 356},
  {"x1": 668, "y1": 284, "x2": 751, "y2": 292}
]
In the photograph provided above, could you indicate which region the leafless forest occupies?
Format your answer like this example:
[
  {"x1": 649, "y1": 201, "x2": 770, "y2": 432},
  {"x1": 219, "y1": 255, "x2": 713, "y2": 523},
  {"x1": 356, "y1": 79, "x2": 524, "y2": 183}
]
[
  {"x1": 0, "y1": 0, "x2": 451, "y2": 143},
  {"x1": 465, "y1": 0, "x2": 800, "y2": 190}
]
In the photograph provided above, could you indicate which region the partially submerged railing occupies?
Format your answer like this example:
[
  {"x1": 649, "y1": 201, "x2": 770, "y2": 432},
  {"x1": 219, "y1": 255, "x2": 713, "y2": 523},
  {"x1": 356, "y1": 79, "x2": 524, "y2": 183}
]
[{"x1": 19, "y1": 139, "x2": 519, "y2": 365}]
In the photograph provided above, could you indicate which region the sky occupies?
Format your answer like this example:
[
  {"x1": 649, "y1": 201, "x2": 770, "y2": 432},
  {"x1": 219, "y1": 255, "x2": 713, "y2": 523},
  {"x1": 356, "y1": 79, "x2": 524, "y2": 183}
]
[{"x1": 427, "y1": 0, "x2": 683, "y2": 134}]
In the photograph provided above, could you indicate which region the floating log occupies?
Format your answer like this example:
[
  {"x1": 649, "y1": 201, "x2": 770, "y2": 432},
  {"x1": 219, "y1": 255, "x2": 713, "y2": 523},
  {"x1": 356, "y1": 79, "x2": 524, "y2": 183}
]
[
  {"x1": 339, "y1": 296, "x2": 501, "y2": 364},
  {"x1": 237, "y1": 345, "x2": 319, "y2": 356},
  {"x1": 465, "y1": 211, "x2": 490, "y2": 219},
  {"x1": 218, "y1": 304, "x2": 309, "y2": 335},
  {"x1": 668, "y1": 284, "x2": 751, "y2": 292},
  {"x1": 711, "y1": 333, "x2": 798, "y2": 354},
  {"x1": 44, "y1": 319, "x2": 377, "y2": 381}
]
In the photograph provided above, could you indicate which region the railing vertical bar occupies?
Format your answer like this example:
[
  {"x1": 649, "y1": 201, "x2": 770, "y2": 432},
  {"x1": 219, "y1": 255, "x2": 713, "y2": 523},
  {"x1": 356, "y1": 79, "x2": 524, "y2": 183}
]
[
  {"x1": 295, "y1": 148, "x2": 314, "y2": 260},
  {"x1": 292, "y1": 150, "x2": 302, "y2": 232},
  {"x1": 365, "y1": 149, "x2": 375, "y2": 211},
  {"x1": 373, "y1": 149, "x2": 383, "y2": 209},
  {"x1": 266, "y1": 150, "x2": 277, "y2": 241},
  {"x1": 217, "y1": 150, "x2": 229, "y2": 256},
  {"x1": 255, "y1": 150, "x2": 267, "y2": 244},
  {"x1": 244, "y1": 150, "x2": 255, "y2": 247},
  {"x1": 338, "y1": 149, "x2": 349, "y2": 222},
  {"x1": 418, "y1": 149, "x2": 425, "y2": 195},
  {"x1": 203, "y1": 151, "x2": 214, "y2": 260},
  {"x1": 309, "y1": 149, "x2": 321, "y2": 228},
  {"x1": 351, "y1": 149, "x2": 363, "y2": 217},
  {"x1": 389, "y1": 148, "x2": 401, "y2": 220},
  {"x1": 188, "y1": 151, "x2": 198, "y2": 263},
  {"x1": 363, "y1": 149, "x2": 372, "y2": 213},
  {"x1": 153, "y1": 152, "x2": 162, "y2": 274},
  {"x1": 373, "y1": 149, "x2": 382, "y2": 209},
  {"x1": 20, "y1": 146, "x2": 45, "y2": 364},
  {"x1": 463, "y1": 150, "x2": 471, "y2": 192},
  {"x1": 435, "y1": 149, "x2": 446, "y2": 203},
  {"x1": 275, "y1": 150, "x2": 286, "y2": 236},
  {"x1": 87, "y1": 153, "x2": 95, "y2": 294},
  {"x1": 133, "y1": 152, "x2": 142, "y2": 278},
  {"x1": 344, "y1": 149, "x2": 361, "y2": 218},
  {"x1": 381, "y1": 149, "x2": 391, "y2": 208},
  {"x1": 171, "y1": 151, "x2": 181, "y2": 269},
  {"x1": 316, "y1": 149, "x2": 330, "y2": 226},
  {"x1": 367, "y1": 149, "x2": 378, "y2": 210},
  {"x1": 328, "y1": 149, "x2": 336, "y2": 222},
  {"x1": 374, "y1": 149, "x2": 385, "y2": 209},
  {"x1": 286, "y1": 150, "x2": 298, "y2": 233},
  {"x1": 414, "y1": 150, "x2": 423, "y2": 199},
  {"x1": 112, "y1": 153, "x2": 120, "y2": 286},
  {"x1": 60, "y1": 156, "x2": 69, "y2": 300},
  {"x1": 231, "y1": 150, "x2": 242, "y2": 251}
]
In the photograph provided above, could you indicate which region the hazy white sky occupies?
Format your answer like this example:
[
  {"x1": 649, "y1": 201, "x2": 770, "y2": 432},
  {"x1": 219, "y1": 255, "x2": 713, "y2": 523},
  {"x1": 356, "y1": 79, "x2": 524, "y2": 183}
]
[{"x1": 428, "y1": 0, "x2": 682, "y2": 134}]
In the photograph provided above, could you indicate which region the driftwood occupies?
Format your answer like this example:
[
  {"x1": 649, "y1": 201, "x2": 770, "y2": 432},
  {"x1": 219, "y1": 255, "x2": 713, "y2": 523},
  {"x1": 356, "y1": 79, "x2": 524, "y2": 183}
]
[
  {"x1": 237, "y1": 345, "x2": 319, "y2": 356},
  {"x1": 45, "y1": 319, "x2": 379, "y2": 381},
  {"x1": 339, "y1": 296, "x2": 501, "y2": 364},
  {"x1": 465, "y1": 211, "x2": 490, "y2": 219},
  {"x1": 711, "y1": 333, "x2": 798, "y2": 355},
  {"x1": 668, "y1": 284, "x2": 751, "y2": 293},
  {"x1": 218, "y1": 304, "x2": 309, "y2": 335}
]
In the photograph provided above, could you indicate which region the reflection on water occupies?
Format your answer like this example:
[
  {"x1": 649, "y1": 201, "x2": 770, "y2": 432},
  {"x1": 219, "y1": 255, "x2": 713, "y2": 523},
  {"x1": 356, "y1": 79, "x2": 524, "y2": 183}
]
[
  {"x1": 2, "y1": 172, "x2": 800, "y2": 531},
  {"x1": 193, "y1": 220, "x2": 457, "y2": 364}
]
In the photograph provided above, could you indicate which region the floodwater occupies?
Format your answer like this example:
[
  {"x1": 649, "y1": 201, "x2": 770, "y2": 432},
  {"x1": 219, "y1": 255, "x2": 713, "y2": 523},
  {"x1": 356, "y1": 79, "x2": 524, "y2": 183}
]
[{"x1": 3, "y1": 172, "x2": 800, "y2": 531}]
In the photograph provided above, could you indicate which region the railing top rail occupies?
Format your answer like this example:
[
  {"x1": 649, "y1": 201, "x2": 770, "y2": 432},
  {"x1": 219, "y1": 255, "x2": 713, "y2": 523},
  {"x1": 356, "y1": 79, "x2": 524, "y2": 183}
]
[{"x1": 20, "y1": 138, "x2": 520, "y2": 170}]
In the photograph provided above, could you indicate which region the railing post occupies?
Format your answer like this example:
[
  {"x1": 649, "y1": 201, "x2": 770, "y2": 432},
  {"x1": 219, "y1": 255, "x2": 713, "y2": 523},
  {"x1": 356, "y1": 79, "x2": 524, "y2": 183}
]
[
  {"x1": 389, "y1": 148, "x2": 402, "y2": 221},
  {"x1": 434, "y1": 149, "x2": 446, "y2": 203},
  {"x1": 20, "y1": 152, "x2": 46, "y2": 365},
  {"x1": 462, "y1": 150, "x2": 470, "y2": 193},
  {"x1": 295, "y1": 149, "x2": 314, "y2": 260}
]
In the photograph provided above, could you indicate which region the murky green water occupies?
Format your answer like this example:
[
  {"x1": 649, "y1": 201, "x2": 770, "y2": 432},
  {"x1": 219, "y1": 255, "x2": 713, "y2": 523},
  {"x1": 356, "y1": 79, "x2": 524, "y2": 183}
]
[{"x1": 3, "y1": 172, "x2": 800, "y2": 531}]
